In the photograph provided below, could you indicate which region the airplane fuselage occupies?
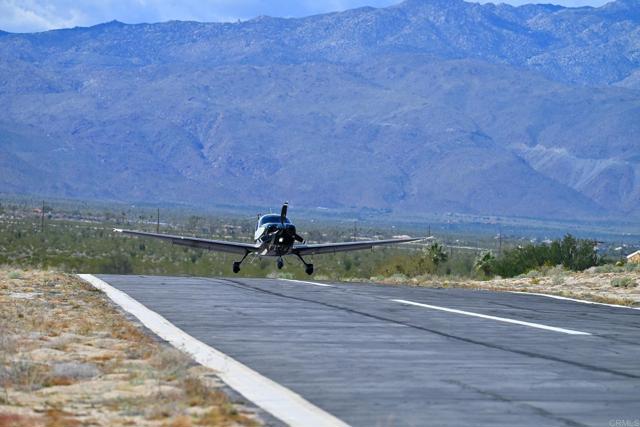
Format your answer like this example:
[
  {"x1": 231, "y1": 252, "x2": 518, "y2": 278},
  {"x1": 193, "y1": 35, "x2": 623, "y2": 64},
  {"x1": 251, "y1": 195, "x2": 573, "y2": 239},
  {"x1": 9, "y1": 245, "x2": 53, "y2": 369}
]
[{"x1": 253, "y1": 214, "x2": 298, "y2": 256}]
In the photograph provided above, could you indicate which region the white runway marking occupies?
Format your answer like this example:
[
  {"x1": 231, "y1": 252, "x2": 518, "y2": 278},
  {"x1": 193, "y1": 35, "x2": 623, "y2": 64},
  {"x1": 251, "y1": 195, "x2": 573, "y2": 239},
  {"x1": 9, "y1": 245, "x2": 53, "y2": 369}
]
[
  {"x1": 392, "y1": 299, "x2": 592, "y2": 335},
  {"x1": 78, "y1": 274, "x2": 349, "y2": 427},
  {"x1": 282, "y1": 279, "x2": 335, "y2": 287},
  {"x1": 510, "y1": 291, "x2": 640, "y2": 310}
]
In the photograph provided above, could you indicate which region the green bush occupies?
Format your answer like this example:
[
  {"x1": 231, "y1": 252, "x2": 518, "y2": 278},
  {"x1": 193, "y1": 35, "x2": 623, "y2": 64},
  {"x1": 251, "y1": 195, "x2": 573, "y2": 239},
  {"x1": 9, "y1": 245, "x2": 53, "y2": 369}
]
[
  {"x1": 96, "y1": 254, "x2": 133, "y2": 274},
  {"x1": 594, "y1": 264, "x2": 617, "y2": 273},
  {"x1": 624, "y1": 263, "x2": 640, "y2": 272},
  {"x1": 492, "y1": 235, "x2": 598, "y2": 278},
  {"x1": 8, "y1": 271, "x2": 22, "y2": 279},
  {"x1": 611, "y1": 277, "x2": 637, "y2": 288},
  {"x1": 474, "y1": 252, "x2": 496, "y2": 278}
]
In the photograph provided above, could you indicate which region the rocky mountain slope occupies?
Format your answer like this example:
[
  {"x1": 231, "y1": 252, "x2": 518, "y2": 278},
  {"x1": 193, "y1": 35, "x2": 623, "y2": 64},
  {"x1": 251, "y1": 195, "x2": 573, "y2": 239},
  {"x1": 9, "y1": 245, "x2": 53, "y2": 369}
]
[{"x1": 1, "y1": 0, "x2": 639, "y2": 219}]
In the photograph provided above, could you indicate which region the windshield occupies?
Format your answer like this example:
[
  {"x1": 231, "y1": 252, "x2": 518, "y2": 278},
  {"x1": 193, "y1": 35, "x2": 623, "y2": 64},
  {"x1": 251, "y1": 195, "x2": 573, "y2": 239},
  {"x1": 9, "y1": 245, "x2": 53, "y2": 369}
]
[{"x1": 258, "y1": 214, "x2": 290, "y2": 226}]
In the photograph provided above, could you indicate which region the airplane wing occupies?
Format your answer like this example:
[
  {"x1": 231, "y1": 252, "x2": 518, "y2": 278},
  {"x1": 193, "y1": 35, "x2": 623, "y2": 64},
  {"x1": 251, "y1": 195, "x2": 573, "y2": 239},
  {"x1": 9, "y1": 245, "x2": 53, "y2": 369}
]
[
  {"x1": 113, "y1": 229, "x2": 259, "y2": 255},
  {"x1": 292, "y1": 237, "x2": 421, "y2": 256}
]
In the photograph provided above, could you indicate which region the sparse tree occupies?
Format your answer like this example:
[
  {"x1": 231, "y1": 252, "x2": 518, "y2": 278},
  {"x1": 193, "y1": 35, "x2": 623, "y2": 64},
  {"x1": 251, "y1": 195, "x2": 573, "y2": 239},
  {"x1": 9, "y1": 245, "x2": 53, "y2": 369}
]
[
  {"x1": 427, "y1": 242, "x2": 448, "y2": 272},
  {"x1": 474, "y1": 251, "x2": 496, "y2": 278}
]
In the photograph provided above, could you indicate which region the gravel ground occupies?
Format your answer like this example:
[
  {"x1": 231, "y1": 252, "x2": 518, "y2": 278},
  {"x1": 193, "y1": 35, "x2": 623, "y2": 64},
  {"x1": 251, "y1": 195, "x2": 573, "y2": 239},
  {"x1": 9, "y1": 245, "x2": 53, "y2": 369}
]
[{"x1": 0, "y1": 268, "x2": 261, "y2": 427}]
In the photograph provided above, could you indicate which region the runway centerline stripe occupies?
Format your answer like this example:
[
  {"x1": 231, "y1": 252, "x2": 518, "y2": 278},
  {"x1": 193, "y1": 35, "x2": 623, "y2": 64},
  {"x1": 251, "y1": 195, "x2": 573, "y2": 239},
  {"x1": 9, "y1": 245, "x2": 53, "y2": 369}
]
[
  {"x1": 78, "y1": 274, "x2": 349, "y2": 427},
  {"x1": 282, "y1": 279, "x2": 334, "y2": 287},
  {"x1": 393, "y1": 299, "x2": 592, "y2": 335},
  {"x1": 509, "y1": 291, "x2": 640, "y2": 310}
]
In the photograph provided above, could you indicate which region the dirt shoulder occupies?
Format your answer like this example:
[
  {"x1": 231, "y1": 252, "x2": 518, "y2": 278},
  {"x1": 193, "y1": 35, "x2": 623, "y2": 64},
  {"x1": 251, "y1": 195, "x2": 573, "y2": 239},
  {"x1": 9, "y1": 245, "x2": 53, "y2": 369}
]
[
  {"x1": 369, "y1": 266, "x2": 640, "y2": 307},
  {"x1": 0, "y1": 268, "x2": 261, "y2": 427}
]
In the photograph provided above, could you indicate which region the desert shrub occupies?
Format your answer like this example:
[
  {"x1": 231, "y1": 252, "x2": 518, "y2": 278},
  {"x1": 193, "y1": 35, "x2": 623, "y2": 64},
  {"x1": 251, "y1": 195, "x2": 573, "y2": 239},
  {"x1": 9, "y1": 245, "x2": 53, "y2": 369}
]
[
  {"x1": 547, "y1": 265, "x2": 566, "y2": 276},
  {"x1": 149, "y1": 348, "x2": 191, "y2": 381},
  {"x1": 182, "y1": 376, "x2": 229, "y2": 408},
  {"x1": 96, "y1": 254, "x2": 133, "y2": 274},
  {"x1": 5, "y1": 359, "x2": 50, "y2": 391},
  {"x1": 52, "y1": 362, "x2": 99, "y2": 380},
  {"x1": 594, "y1": 264, "x2": 617, "y2": 273},
  {"x1": 611, "y1": 277, "x2": 637, "y2": 288},
  {"x1": 7, "y1": 271, "x2": 21, "y2": 279},
  {"x1": 624, "y1": 263, "x2": 640, "y2": 272},
  {"x1": 551, "y1": 274, "x2": 565, "y2": 286}
]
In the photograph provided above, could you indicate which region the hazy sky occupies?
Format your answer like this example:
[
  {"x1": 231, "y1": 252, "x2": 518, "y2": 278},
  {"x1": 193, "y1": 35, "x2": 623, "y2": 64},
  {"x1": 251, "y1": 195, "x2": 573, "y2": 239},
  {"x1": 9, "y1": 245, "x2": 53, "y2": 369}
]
[{"x1": 0, "y1": 0, "x2": 613, "y2": 33}]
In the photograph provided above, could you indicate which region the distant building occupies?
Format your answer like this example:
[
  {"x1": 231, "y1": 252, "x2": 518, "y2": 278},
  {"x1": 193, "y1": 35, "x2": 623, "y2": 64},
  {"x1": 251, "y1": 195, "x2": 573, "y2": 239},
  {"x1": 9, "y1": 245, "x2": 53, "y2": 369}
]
[{"x1": 626, "y1": 250, "x2": 640, "y2": 264}]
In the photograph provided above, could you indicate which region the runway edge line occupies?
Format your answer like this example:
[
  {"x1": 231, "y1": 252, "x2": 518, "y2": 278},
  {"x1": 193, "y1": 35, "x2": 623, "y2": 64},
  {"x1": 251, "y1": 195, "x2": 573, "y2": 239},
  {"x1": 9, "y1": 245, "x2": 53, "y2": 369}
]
[{"x1": 77, "y1": 274, "x2": 350, "y2": 427}]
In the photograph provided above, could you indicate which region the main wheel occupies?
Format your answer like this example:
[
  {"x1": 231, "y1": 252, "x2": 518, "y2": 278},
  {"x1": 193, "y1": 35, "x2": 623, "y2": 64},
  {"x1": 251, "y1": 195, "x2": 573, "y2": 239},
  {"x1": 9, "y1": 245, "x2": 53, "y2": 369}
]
[
  {"x1": 232, "y1": 262, "x2": 240, "y2": 274},
  {"x1": 277, "y1": 258, "x2": 284, "y2": 270},
  {"x1": 305, "y1": 264, "x2": 314, "y2": 275}
]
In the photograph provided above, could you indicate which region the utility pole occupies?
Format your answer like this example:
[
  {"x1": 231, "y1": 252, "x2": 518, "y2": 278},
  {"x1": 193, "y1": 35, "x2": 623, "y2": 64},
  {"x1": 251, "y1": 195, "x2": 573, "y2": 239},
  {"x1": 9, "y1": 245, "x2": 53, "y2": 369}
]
[
  {"x1": 156, "y1": 208, "x2": 160, "y2": 233},
  {"x1": 353, "y1": 220, "x2": 357, "y2": 242},
  {"x1": 40, "y1": 200, "x2": 45, "y2": 232},
  {"x1": 428, "y1": 225, "x2": 431, "y2": 237}
]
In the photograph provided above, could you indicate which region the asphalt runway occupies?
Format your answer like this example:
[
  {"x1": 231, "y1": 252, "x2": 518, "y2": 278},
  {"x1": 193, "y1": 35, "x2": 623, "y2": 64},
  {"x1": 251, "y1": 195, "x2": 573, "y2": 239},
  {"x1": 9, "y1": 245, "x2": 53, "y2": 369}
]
[{"x1": 97, "y1": 275, "x2": 640, "y2": 427}]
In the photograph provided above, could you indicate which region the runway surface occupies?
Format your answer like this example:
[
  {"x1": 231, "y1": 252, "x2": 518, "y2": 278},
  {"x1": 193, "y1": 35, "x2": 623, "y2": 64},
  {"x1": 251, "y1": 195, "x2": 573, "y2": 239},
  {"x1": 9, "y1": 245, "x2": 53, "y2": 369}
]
[{"x1": 97, "y1": 275, "x2": 640, "y2": 427}]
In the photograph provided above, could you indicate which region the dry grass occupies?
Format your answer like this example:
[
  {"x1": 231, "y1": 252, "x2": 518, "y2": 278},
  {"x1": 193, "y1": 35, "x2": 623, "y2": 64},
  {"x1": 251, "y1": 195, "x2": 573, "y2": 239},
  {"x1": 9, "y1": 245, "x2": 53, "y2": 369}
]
[
  {"x1": 0, "y1": 267, "x2": 261, "y2": 427},
  {"x1": 0, "y1": 412, "x2": 39, "y2": 427},
  {"x1": 44, "y1": 408, "x2": 81, "y2": 427}
]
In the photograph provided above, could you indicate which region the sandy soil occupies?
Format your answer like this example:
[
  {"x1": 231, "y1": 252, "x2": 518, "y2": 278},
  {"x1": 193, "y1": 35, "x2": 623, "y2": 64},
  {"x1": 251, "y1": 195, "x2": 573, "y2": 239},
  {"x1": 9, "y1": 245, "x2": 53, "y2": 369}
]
[{"x1": 0, "y1": 268, "x2": 261, "y2": 427}]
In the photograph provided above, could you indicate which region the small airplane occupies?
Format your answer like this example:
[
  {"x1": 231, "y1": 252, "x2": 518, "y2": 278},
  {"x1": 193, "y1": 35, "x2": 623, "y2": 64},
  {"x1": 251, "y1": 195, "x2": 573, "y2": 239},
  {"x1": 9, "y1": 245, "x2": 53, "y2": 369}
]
[{"x1": 114, "y1": 202, "x2": 420, "y2": 275}]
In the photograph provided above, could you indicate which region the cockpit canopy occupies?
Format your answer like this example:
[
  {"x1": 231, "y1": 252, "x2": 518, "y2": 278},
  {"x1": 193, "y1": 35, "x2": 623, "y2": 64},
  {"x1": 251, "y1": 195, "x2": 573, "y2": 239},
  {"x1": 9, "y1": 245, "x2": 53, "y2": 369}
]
[{"x1": 257, "y1": 214, "x2": 291, "y2": 227}]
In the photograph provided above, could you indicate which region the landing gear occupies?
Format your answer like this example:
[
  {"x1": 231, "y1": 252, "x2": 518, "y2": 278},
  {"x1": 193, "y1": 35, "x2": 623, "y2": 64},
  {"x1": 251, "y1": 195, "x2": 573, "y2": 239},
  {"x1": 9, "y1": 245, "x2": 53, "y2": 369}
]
[
  {"x1": 296, "y1": 253, "x2": 314, "y2": 276},
  {"x1": 232, "y1": 251, "x2": 250, "y2": 274},
  {"x1": 277, "y1": 257, "x2": 284, "y2": 270}
]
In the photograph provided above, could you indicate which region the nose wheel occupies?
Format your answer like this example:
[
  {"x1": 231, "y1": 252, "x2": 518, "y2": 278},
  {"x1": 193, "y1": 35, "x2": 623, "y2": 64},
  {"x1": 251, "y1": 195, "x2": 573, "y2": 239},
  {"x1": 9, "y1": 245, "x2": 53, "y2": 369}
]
[{"x1": 277, "y1": 257, "x2": 284, "y2": 269}]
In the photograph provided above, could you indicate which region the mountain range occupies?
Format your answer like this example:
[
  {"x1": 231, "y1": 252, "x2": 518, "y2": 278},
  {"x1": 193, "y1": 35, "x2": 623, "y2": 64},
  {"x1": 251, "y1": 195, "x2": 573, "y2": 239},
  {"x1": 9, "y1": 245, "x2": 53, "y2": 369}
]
[{"x1": 1, "y1": 0, "x2": 639, "y2": 220}]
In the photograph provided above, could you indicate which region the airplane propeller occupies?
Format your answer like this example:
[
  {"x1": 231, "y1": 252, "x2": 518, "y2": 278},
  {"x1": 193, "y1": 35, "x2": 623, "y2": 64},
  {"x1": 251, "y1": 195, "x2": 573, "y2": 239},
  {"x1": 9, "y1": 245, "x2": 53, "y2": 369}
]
[
  {"x1": 280, "y1": 202, "x2": 288, "y2": 224},
  {"x1": 269, "y1": 202, "x2": 304, "y2": 243}
]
